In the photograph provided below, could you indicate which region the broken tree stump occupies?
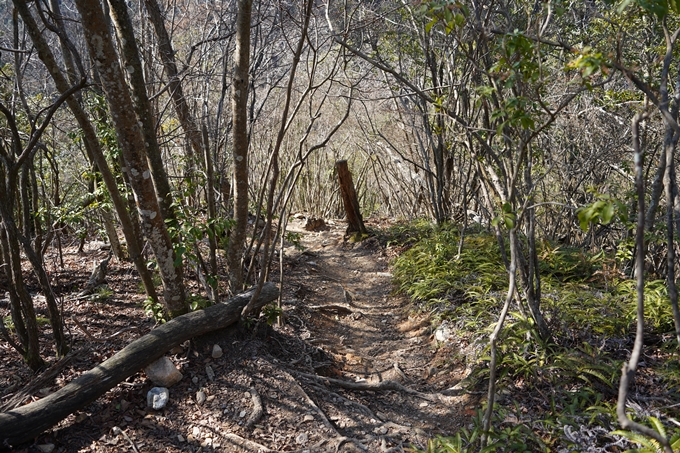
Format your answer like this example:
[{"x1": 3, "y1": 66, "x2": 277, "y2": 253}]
[
  {"x1": 335, "y1": 160, "x2": 367, "y2": 238},
  {"x1": 78, "y1": 254, "x2": 112, "y2": 296},
  {"x1": 0, "y1": 283, "x2": 279, "y2": 448}
]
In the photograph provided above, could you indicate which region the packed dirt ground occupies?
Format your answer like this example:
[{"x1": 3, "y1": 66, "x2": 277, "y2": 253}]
[{"x1": 0, "y1": 217, "x2": 479, "y2": 452}]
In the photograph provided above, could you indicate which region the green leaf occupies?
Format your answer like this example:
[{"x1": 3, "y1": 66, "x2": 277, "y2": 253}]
[{"x1": 600, "y1": 202, "x2": 615, "y2": 224}]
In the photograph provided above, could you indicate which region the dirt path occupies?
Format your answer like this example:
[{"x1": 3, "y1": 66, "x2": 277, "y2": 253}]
[
  {"x1": 266, "y1": 217, "x2": 477, "y2": 452},
  {"x1": 4, "y1": 218, "x2": 477, "y2": 453}
]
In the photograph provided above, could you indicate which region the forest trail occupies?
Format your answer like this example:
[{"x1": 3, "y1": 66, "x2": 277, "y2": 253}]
[
  {"x1": 259, "y1": 216, "x2": 478, "y2": 452},
  {"x1": 4, "y1": 218, "x2": 478, "y2": 453}
]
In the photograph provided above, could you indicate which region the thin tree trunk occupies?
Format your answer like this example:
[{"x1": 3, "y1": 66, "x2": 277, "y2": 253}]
[
  {"x1": 227, "y1": 0, "x2": 253, "y2": 292},
  {"x1": 664, "y1": 132, "x2": 680, "y2": 344},
  {"x1": 481, "y1": 227, "x2": 517, "y2": 448},
  {"x1": 336, "y1": 160, "x2": 368, "y2": 237},
  {"x1": 13, "y1": 1, "x2": 159, "y2": 304},
  {"x1": 143, "y1": 0, "x2": 205, "y2": 161},
  {"x1": 74, "y1": 0, "x2": 186, "y2": 317},
  {"x1": 617, "y1": 111, "x2": 673, "y2": 453},
  {"x1": 0, "y1": 216, "x2": 43, "y2": 371},
  {"x1": 101, "y1": 208, "x2": 123, "y2": 260},
  {"x1": 108, "y1": 0, "x2": 176, "y2": 223}
]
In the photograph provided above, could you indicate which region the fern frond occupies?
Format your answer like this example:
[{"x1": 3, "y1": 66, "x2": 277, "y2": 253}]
[
  {"x1": 611, "y1": 430, "x2": 658, "y2": 449},
  {"x1": 648, "y1": 417, "x2": 667, "y2": 439}
]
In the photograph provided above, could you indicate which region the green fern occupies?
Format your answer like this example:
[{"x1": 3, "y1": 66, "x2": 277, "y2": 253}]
[{"x1": 612, "y1": 416, "x2": 680, "y2": 453}]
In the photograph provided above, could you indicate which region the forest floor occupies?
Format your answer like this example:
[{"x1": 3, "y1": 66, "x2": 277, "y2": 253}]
[{"x1": 1, "y1": 217, "x2": 478, "y2": 453}]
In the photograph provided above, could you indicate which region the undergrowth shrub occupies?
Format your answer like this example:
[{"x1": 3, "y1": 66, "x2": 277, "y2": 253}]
[{"x1": 391, "y1": 221, "x2": 679, "y2": 452}]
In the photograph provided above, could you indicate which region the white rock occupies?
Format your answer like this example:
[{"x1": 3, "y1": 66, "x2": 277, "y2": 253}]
[
  {"x1": 147, "y1": 387, "x2": 169, "y2": 410},
  {"x1": 192, "y1": 426, "x2": 201, "y2": 437},
  {"x1": 296, "y1": 432, "x2": 308, "y2": 445},
  {"x1": 434, "y1": 321, "x2": 454, "y2": 343},
  {"x1": 239, "y1": 410, "x2": 247, "y2": 418},
  {"x1": 144, "y1": 357, "x2": 183, "y2": 387},
  {"x1": 196, "y1": 390, "x2": 207, "y2": 405},
  {"x1": 212, "y1": 344, "x2": 223, "y2": 359}
]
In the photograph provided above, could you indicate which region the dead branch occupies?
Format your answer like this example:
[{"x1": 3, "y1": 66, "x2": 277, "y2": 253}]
[
  {"x1": 244, "y1": 388, "x2": 263, "y2": 429},
  {"x1": 0, "y1": 351, "x2": 80, "y2": 412},
  {"x1": 78, "y1": 254, "x2": 111, "y2": 296},
  {"x1": 0, "y1": 283, "x2": 279, "y2": 448}
]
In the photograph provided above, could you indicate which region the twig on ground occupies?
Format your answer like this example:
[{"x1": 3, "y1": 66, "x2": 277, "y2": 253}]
[
  {"x1": 244, "y1": 388, "x2": 264, "y2": 429},
  {"x1": 223, "y1": 433, "x2": 327, "y2": 452},
  {"x1": 0, "y1": 351, "x2": 80, "y2": 411},
  {"x1": 112, "y1": 426, "x2": 139, "y2": 453},
  {"x1": 289, "y1": 377, "x2": 337, "y2": 434},
  {"x1": 70, "y1": 316, "x2": 140, "y2": 342}
]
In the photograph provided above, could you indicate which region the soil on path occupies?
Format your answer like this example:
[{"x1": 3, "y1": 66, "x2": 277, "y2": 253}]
[{"x1": 2, "y1": 217, "x2": 478, "y2": 453}]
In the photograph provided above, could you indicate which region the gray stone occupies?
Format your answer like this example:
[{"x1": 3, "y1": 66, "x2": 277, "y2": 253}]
[
  {"x1": 37, "y1": 444, "x2": 55, "y2": 453},
  {"x1": 144, "y1": 356, "x2": 183, "y2": 387},
  {"x1": 205, "y1": 365, "x2": 215, "y2": 381},
  {"x1": 196, "y1": 390, "x2": 207, "y2": 405},
  {"x1": 211, "y1": 344, "x2": 223, "y2": 359},
  {"x1": 147, "y1": 387, "x2": 169, "y2": 410}
]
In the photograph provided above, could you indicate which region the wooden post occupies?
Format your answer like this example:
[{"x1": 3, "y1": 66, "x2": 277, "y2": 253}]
[{"x1": 336, "y1": 160, "x2": 367, "y2": 238}]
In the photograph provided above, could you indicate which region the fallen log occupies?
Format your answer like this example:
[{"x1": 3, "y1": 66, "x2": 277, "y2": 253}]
[{"x1": 0, "y1": 283, "x2": 279, "y2": 449}]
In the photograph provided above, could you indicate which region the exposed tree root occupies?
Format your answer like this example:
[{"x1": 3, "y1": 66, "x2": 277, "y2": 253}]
[
  {"x1": 111, "y1": 426, "x2": 139, "y2": 453},
  {"x1": 244, "y1": 388, "x2": 263, "y2": 429},
  {"x1": 223, "y1": 433, "x2": 327, "y2": 452},
  {"x1": 292, "y1": 370, "x2": 444, "y2": 403}
]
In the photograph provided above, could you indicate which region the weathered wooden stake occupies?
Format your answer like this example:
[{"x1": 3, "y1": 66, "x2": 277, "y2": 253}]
[{"x1": 335, "y1": 160, "x2": 367, "y2": 237}]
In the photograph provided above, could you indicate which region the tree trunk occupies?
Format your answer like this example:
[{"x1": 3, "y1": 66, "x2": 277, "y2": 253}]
[
  {"x1": 143, "y1": 0, "x2": 205, "y2": 163},
  {"x1": 74, "y1": 0, "x2": 187, "y2": 317},
  {"x1": 227, "y1": 0, "x2": 253, "y2": 293},
  {"x1": 13, "y1": 1, "x2": 159, "y2": 305},
  {"x1": 0, "y1": 283, "x2": 279, "y2": 448},
  {"x1": 0, "y1": 223, "x2": 43, "y2": 371},
  {"x1": 336, "y1": 160, "x2": 367, "y2": 237},
  {"x1": 108, "y1": 0, "x2": 176, "y2": 223}
]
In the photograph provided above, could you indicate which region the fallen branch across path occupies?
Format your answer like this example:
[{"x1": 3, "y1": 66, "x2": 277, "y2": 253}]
[{"x1": 0, "y1": 283, "x2": 279, "y2": 449}]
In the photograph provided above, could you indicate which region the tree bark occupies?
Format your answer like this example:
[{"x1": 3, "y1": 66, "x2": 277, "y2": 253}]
[
  {"x1": 0, "y1": 283, "x2": 279, "y2": 448},
  {"x1": 336, "y1": 160, "x2": 367, "y2": 237},
  {"x1": 13, "y1": 0, "x2": 159, "y2": 304},
  {"x1": 74, "y1": 0, "x2": 187, "y2": 317},
  {"x1": 108, "y1": 0, "x2": 176, "y2": 223},
  {"x1": 227, "y1": 0, "x2": 253, "y2": 292}
]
